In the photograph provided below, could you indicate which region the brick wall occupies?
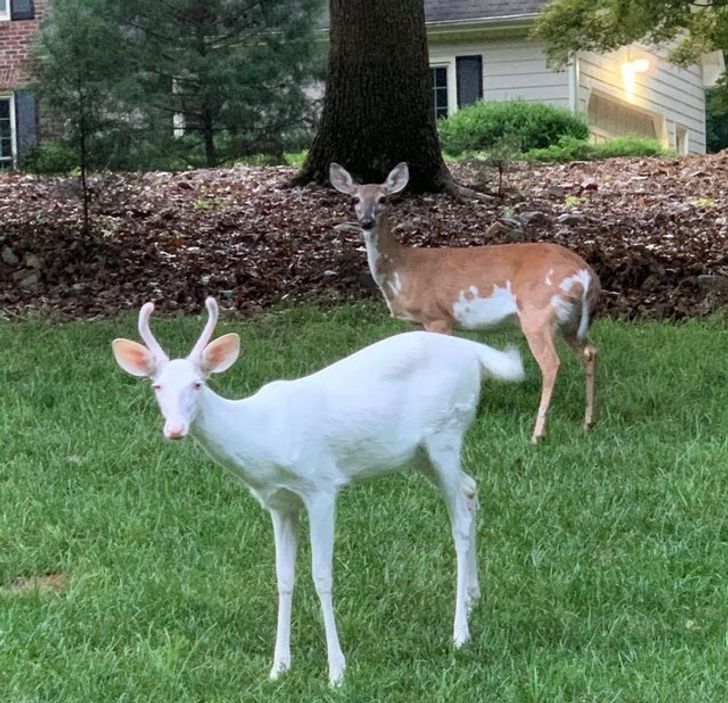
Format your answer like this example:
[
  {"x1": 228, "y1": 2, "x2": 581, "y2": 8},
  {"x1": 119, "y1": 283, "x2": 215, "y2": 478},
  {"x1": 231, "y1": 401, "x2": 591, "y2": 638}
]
[{"x1": 0, "y1": 0, "x2": 48, "y2": 90}]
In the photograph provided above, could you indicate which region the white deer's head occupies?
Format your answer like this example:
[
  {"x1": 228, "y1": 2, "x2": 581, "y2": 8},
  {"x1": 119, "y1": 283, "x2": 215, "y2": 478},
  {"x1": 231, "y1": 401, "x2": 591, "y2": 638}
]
[
  {"x1": 329, "y1": 162, "x2": 409, "y2": 231},
  {"x1": 112, "y1": 297, "x2": 240, "y2": 440}
]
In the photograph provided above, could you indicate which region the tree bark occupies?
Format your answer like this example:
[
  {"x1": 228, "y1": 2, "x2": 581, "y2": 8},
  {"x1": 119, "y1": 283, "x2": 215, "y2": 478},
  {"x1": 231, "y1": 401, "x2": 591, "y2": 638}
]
[
  {"x1": 291, "y1": 0, "x2": 451, "y2": 193},
  {"x1": 201, "y1": 104, "x2": 217, "y2": 168},
  {"x1": 77, "y1": 87, "x2": 90, "y2": 237}
]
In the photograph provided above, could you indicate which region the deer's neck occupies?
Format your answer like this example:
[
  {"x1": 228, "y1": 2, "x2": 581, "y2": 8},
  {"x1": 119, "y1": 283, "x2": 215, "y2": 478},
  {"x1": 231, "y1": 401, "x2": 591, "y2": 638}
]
[
  {"x1": 190, "y1": 387, "x2": 271, "y2": 485},
  {"x1": 363, "y1": 213, "x2": 405, "y2": 293}
]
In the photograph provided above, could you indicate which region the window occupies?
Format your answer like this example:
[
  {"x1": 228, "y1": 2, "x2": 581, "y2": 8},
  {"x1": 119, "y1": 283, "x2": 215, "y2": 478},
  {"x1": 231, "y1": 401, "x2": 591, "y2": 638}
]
[
  {"x1": 431, "y1": 66, "x2": 449, "y2": 120},
  {"x1": 587, "y1": 92, "x2": 665, "y2": 145},
  {"x1": 0, "y1": 97, "x2": 14, "y2": 169},
  {"x1": 0, "y1": 0, "x2": 9, "y2": 21},
  {"x1": 430, "y1": 55, "x2": 484, "y2": 120}
]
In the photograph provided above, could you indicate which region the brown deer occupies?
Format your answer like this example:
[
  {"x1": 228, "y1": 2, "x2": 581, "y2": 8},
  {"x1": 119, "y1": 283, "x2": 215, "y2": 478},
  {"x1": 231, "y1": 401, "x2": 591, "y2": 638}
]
[{"x1": 330, "y1": 162, "x2": 600, "y2": 443}]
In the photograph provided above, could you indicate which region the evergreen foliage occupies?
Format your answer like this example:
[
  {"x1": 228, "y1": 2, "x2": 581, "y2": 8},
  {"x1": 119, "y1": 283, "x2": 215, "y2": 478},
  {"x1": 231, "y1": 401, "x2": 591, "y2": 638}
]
[
  {"x1": 30, "y1": 0, "x2": 133, "y2": 227},
  {"x1": 29, "y1": 0, "x2": 324, "y2": 171}
]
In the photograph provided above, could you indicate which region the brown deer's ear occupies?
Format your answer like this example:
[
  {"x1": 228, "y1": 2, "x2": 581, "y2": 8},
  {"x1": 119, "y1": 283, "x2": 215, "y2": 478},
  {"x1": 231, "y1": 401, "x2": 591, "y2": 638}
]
[
  {"x1": 329, "y1": 163, "x2": 357, "y2": 195},
  {"x1": 384, "y1": 163, "x2": 409, "y2": 194},
  {"x1": 112, "y1": 339, "x2": 157, "y2": 377},
  {"x1": 202, "y1": 333, "x2": 241, "y2": 374}
]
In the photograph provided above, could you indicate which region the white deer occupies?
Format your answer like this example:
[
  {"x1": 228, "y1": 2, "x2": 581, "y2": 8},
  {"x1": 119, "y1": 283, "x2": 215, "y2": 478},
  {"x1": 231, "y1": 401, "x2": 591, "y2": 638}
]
[
  {"x1": 330, "y1": 162, "x2": 600, "y2": 443},
  {"x1": 111, "y1": 297, "x2": 524, "y2": 686}
]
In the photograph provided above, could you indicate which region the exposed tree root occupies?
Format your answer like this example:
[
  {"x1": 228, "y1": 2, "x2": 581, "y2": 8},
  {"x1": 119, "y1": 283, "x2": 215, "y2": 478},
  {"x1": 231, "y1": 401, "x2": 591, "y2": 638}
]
[{"x1": 443, "y1": 176, "x2": 500, "y2": 204}]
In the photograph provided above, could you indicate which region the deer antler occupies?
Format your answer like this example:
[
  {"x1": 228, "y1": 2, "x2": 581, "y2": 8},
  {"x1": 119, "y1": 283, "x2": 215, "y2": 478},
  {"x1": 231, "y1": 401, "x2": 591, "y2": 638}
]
[
  {"x1": 138, "y1": 302, "x2": 169, "y2": 361},
  {"x1": 188, "y1": 297, "x2": 218, "y2": 360}
]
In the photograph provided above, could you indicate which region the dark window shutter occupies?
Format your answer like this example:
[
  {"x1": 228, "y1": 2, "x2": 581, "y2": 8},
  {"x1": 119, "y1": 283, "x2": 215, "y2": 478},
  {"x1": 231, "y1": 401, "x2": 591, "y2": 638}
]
[
  {"x1": 456, "y1": 55, "x2": 483, "y2": 109},
  {"x1": 14, "y1": 90, "x2": 37, "y2": 165},
  {"x1": 10, "y1": 0, "x2": 35, "y2": 21}
]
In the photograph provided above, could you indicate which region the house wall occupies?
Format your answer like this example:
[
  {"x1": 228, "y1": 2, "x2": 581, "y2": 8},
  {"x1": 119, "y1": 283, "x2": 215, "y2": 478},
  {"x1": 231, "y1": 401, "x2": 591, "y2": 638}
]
[
  {"x1": 428, "y1": 36, "x2": 571, "y2": 113},
  {"x1": 576, "y1": 47, "x2": 706, "y2": 153},
  {"x1": 0, "y1": 0, "x2": 48, "y2": 90},
  {"x1": 1, "y1": 1, "x2": 48, "y2": 166},
  {"x1": 428, "y1": 29, "x2": 708, "y2": 154}
]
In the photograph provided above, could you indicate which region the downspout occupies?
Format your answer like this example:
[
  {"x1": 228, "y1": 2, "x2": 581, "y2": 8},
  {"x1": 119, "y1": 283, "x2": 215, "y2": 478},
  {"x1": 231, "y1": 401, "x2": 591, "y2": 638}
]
[
  {"x1": 10, "y1": 92, "x2": 18, "y2": 168},
  {"x1": 567, "y1": 55, "x2": 579, "y2": 113}
]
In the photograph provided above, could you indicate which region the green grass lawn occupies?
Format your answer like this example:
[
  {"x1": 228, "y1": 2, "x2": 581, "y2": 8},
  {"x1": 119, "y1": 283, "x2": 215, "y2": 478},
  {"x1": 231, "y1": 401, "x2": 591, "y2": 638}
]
[{"x1": 2, "y1": 303, "x2": 728, "y2": 702}]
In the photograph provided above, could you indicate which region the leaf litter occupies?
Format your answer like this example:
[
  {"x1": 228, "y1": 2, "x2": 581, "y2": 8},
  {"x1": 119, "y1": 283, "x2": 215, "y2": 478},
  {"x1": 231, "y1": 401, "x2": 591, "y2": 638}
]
[{"x1": 1, "y1": 152, "x2": 726, "y2": 321}]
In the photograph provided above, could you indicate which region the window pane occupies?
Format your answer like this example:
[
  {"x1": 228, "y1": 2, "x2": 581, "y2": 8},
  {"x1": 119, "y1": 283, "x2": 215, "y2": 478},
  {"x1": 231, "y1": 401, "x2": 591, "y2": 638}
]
[
  {"x1": 430, "y1": 67, "x2": 449, "y2": 120},
  {"x1": 0, "y1": 0, "x2": 7, "y2": 14},
  {"x1": 0, "y1": 98, "x2": 11, "y2": 159}
]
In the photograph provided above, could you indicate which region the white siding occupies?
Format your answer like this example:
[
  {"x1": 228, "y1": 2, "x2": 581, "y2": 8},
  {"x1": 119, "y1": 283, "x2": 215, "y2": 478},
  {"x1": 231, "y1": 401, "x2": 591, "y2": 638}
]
[
  {"x1": 577, "y1": 47, "x2": 706, "y2": 153},
  {"x1": 428, "y1": 37, "x2": 570, "y2": 112},
  {"x1": 427, "y1": 31, "x2": 707, "y2": 154}
]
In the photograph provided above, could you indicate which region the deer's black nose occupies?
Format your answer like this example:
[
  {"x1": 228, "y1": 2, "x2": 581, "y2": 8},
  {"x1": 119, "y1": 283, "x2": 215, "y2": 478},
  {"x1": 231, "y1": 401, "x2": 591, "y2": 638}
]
[{"x1": 360, "y1": 217, "x2": 375, "y2": 230}]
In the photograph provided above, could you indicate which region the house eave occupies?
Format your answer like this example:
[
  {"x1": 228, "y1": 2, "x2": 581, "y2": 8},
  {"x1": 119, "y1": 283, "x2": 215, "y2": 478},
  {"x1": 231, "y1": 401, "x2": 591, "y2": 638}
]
[{"x1": 426, "y1": 14, "x2": 538, "y2": 39}]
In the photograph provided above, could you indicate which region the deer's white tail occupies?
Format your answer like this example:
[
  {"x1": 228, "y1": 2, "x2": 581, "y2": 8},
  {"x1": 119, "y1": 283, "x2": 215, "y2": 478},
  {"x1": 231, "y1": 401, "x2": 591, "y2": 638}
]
[
  {"x1": 576, "y1": 275, "x2": 593, "y2": 341},
  {"x1": 475, "y1": 345, "x2": 525, "y2": 383}
]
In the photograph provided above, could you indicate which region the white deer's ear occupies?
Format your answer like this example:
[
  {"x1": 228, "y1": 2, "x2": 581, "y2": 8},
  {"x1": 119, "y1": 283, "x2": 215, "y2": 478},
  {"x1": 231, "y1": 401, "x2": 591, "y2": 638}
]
[
  {"x1": 329, "y1": 163, "x2": 356, "y2": 195},
  {"x1": 384, "y1": 162, "x2": 409, "y2": 194},
  {"x1": 112, "y1": 339, "x2": 157, "y2": 377},
  {"x1": 202, "y1": 333, "x2": 240, "y2": 374}
]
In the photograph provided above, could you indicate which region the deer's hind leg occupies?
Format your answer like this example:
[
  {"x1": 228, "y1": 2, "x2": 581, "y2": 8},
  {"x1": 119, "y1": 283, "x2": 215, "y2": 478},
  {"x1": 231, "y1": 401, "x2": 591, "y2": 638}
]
[
  {"x1": 563, "y1": 330, "x2": 598, "y2": 431},
  {"x1": 519, "y1": 310, "x2": 561, "y2": 443},
  {"x1": 420, "y1": 432, "x2": 478, "y2": 648}
]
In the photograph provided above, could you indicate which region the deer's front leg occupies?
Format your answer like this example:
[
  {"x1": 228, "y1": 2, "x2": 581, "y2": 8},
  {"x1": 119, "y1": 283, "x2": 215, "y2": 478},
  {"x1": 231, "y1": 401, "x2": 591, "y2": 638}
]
[
  {"x1": 306, "y1": 493, "x2": 346, "y2": 686},
  {"x1": 269, "y1": 508, "x2": 300, "y2": 680}
]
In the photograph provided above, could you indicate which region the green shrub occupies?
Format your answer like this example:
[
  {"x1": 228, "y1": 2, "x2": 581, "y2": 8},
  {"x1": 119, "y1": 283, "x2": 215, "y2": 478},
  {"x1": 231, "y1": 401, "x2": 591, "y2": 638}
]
[
  {"x1": 284, "y1": 149, "x2": 308, "y2": 168},
  {"x1": 591, "y1": 135, "x2": 668, "y2": 159},
  {"x1": 23, "y1": 142, "x2": 79, "y2": 174},
  {"x1": 527, "y1": 134, "x2": 669, "y2": 162},
  {"x1": 232, "y1": 153, "x2": 286, "y2": 167},
  {"x1": 23, "y1": 127, "x2": 314, "y2": 174},
  {"x1": 438, "y1": 99, "x2": 589, "y2": 156}
]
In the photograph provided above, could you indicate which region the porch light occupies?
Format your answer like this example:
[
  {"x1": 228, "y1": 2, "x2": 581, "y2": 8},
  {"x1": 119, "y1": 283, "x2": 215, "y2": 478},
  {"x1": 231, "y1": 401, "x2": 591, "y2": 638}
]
[{"x1": 621, "y1": 58, "x2": 650, "y2": 100}]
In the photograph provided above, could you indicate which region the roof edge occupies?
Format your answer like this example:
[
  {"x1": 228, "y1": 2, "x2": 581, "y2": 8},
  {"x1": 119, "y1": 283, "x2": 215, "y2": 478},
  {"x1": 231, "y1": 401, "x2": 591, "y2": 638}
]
[{"x1": 426, "y1": 14, "x2": 538, "y2": 36}]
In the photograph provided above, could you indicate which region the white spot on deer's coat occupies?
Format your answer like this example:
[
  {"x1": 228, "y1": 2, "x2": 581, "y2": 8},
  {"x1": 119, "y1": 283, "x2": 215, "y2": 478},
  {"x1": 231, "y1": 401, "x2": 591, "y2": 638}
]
[
  {"x1": 363, "y1": 230, "x2": 391, "y2": 304},
  {"x1": 559, "y1": 268, "x2": 591, "y2": 294},
  {"x1": 554, "y1": 268, "x2": 593, "y2": 334},
  {"x1": 545, "y1": 268, "x2": 554, "y2": 286},
  {"x1": 363, "y1": 231, "x2": 381, "y2": 278},
  {"x1": 452, "y1": 282, "x2": 518, "y2": 329},
  {"x1": 388, "y1": 272, "x2": 403, "y2": 297}
]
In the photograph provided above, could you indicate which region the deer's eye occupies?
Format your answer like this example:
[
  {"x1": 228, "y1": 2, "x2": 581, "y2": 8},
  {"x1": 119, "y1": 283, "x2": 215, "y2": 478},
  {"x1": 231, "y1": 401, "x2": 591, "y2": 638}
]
[
  {"x1": 193, "y1": 381, "x2": 203, "y2": 390},
  {"x1": 352, "y1": 197, "x2": 361, "y2": 205},
  {"x1": 152, "y1": 383, "x2": 161, "y2": 392}
]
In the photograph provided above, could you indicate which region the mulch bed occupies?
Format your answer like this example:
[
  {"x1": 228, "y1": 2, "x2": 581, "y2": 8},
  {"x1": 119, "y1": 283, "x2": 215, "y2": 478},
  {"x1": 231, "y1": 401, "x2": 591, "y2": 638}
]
[{"x1": 1, "y1": 151, "x2": 727, "y2": 320}]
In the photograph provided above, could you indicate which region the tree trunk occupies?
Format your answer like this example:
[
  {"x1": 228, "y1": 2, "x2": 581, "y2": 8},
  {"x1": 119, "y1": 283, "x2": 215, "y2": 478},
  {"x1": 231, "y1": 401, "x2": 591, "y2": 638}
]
[
  {"x1": 78, "y1": 90, "x2": 90, "y2": 237},
  {"x1": 201, "y1": 104, "x2": 217, "y2": 168},
  {"x1": 291, "y1": 0, "x2": 450, "y2": 193}
]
